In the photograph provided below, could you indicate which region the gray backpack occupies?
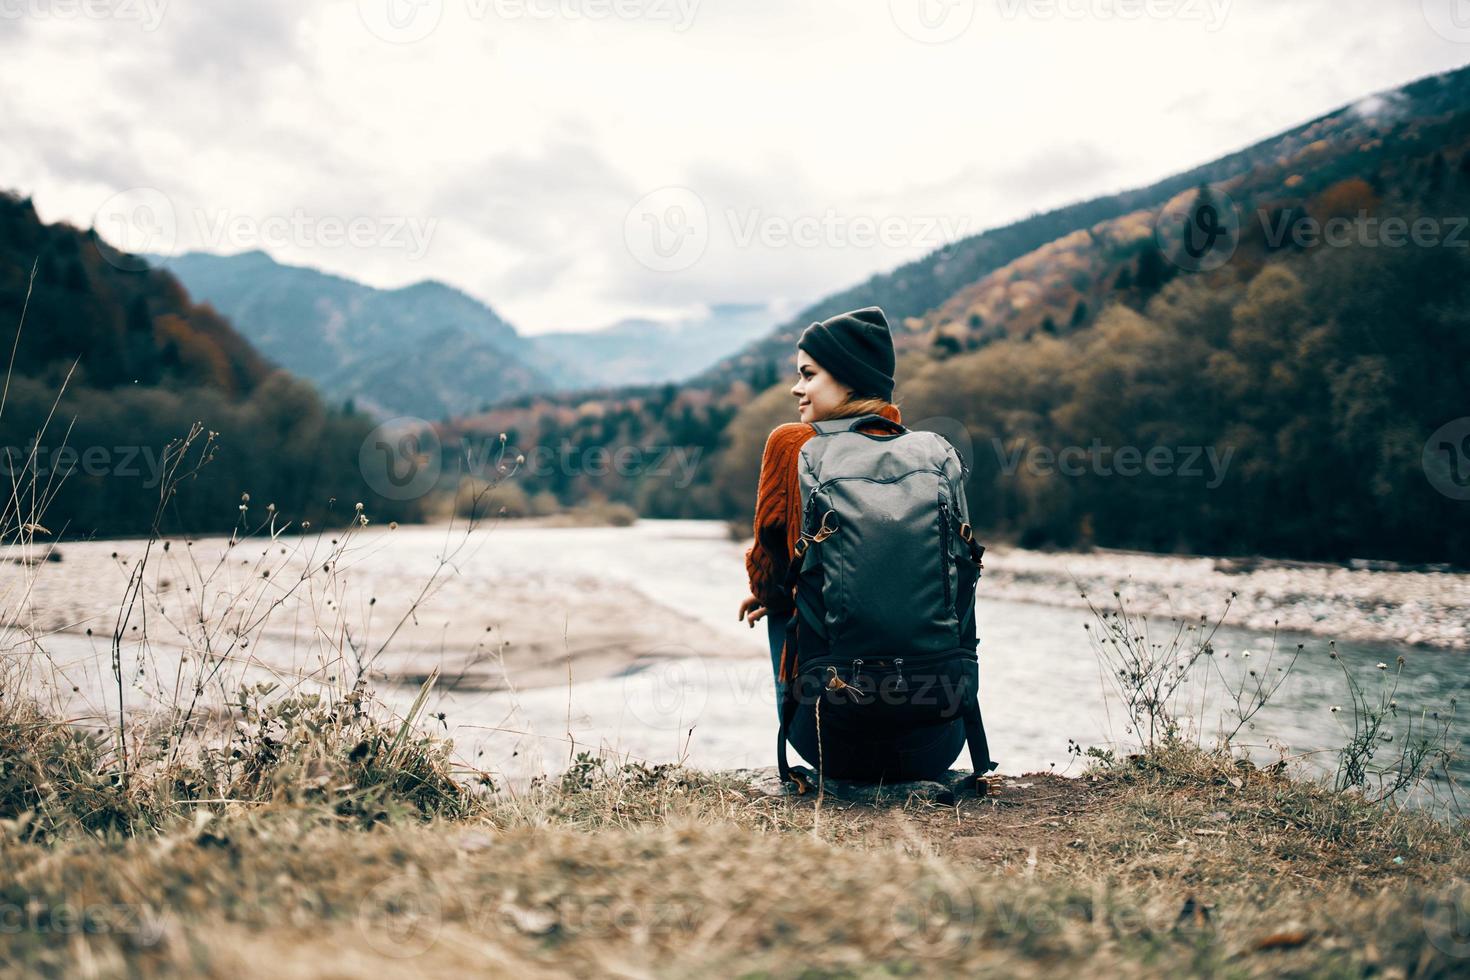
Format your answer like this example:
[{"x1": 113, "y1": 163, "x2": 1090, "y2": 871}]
[{"x1": 776, "y1": 413, "x2": 995, "y2": 788}]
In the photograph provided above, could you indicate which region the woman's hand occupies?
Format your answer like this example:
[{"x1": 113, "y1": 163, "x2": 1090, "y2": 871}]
[{"x1": 737, "y1": 595, "x2": 768, "y2": 628}]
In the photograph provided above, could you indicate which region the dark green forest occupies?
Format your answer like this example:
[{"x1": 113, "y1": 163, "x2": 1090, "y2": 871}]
[{"x1": 0, "y1": 193, "x2": 422, "y2": 538}]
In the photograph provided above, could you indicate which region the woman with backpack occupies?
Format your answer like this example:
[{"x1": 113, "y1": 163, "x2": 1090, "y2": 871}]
[{"x1": 736, "y1": 306, "x2": 995, "y2": 793}]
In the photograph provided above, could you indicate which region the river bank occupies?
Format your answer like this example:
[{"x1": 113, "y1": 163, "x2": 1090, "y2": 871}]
[
  {"x1": 4, "y1": 520, "x2": 1465, "y2": 788},
  {"x1": 975, "y1": 543, "x2": 1470, "y2": 651}
]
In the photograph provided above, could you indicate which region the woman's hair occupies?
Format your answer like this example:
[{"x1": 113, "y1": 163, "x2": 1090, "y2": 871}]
[{"x1": 825, "y1": 394, "x2": 896, "y2": 420}]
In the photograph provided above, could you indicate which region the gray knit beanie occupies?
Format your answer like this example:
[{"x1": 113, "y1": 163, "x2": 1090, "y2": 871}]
[{"x1": 796, "y1": 306, "x2": 896, "y2": 400}]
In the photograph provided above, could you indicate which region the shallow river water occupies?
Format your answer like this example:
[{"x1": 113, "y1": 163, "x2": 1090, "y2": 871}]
[{"x1": 5, "y1": 520, "x2": 1465, "y2": 806}]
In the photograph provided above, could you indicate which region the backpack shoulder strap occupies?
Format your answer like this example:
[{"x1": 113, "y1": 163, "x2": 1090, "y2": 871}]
[{"x1": 807, "y1": 413, "x2": 906, "y2": 437}]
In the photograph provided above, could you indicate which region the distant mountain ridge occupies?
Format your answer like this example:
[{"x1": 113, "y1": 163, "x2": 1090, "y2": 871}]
[
  {"x1": 531, "y1": 303, "x2": 778, "y2": 388},
  {"x1": 691, "y1": 65, "x2": 1470, "y2": 389},
  {"x1": 155, "y1": 250, "x2": 562, "y2": 419},
  {"x1": 160, "y1": 251, "x2": 786, "y2": 417}
]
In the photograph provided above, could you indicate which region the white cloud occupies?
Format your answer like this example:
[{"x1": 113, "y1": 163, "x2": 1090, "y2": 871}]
[{"x1": 0, "y1": 0, "x2": 1464, "y2": 333}]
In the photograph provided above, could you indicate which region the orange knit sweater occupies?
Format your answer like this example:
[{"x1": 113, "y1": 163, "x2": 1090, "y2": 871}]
[{"x1": 744, "y1": 403, "x2": 904, "y2": 616}]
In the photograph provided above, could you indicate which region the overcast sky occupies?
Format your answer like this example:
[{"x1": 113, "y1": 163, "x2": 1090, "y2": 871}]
[{"x1": 2, "y1": 0, "x2": 1468, "y2": 333}]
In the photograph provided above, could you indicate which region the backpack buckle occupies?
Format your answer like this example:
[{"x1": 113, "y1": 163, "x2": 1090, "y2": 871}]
[
  {"x1": 811, "y1": 509, "x2": 839, "y2": 543},
  {"x1": 959, "y1": 522, "x2": 973, "y2": 542}
]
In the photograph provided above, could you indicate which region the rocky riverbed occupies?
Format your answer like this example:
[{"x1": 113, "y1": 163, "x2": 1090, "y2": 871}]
[{"x1": 979, "y1": 545, "x2": 1470, "y2": 651}]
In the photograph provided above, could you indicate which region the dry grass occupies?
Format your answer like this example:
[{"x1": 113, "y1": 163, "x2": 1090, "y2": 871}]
[{"x1": 2, "y1": 723, "x2": 1468, "y2": 978}]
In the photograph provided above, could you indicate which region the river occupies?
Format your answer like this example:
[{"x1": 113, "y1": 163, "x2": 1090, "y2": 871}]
[{"x1": 2, "y1": 519, "x2": 1465, "y2": 807}]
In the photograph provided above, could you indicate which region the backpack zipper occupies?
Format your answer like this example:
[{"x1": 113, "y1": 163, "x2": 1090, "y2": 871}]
[
  {"x1": 851, "y1": 658, "x2": 864, "y2": 685},
  {"x1": 894, "y1": 658, "x2": 907, "y2": 692},
  {"x1": 939, "y1": 498, "x2": 953, "y2": 610}
]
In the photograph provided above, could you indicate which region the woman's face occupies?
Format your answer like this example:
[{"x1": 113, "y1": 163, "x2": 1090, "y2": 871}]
[{"x1": 791, "y1": 349, "x2": 853, "y2": 423}]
